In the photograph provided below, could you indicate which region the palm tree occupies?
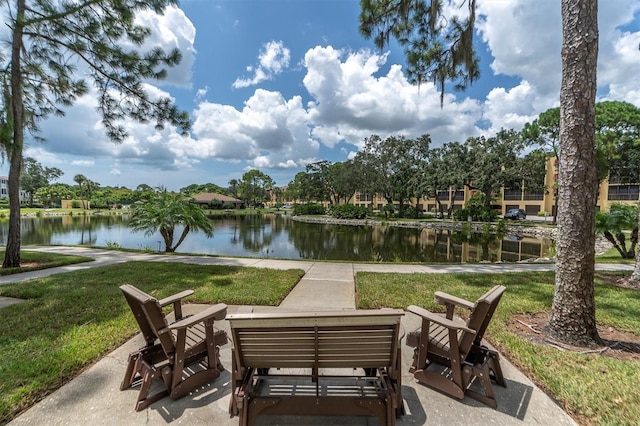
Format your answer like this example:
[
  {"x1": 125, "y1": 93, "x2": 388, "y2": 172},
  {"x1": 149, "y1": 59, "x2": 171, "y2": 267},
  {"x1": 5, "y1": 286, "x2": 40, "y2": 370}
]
[
  {"x1": 595, "y1": 204, "x2": 638, "y2": 259},
  {"x1": 628, "y1": 207, "x2": 640, "y2": 288},
  {"x1": 128, "y1": 187, "x2": 214, "y2": 252},
  {"x1": 73, "y1": 174, "x2": 88, "y2": 208}
]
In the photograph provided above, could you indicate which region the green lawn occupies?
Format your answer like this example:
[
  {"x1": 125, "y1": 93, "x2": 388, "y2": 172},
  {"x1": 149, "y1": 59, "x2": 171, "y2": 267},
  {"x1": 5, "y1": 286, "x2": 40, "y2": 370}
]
[
  {"x1": 0, "y1": 262, "x2": 304, "y2": 423},
  {"x1": 594, "y1": 246, "x2": 636, "y2": 264},
  {"x1": 356, "y1": 271, "x2": 640, "y2": 425},
  {"x1": 0, "y1": 250, "x2": 93, "y2": 276}
]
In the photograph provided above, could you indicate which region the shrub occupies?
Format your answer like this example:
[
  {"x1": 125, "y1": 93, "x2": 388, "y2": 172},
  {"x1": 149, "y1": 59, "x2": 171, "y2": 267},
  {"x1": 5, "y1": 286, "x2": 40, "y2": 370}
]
[
  {"x1": 71, "y1": 200, "x2": 81, "y2": 209},
  {"x1": 331, "y1": 204, "x2": 369, "y2": 219},
  {"x1": 453, "y1": 206, "x2": 497, "y2": 222},
  {"x1": 222, "y1": 202, "x2": 236, "y2": 210},
  {"x1": 292, "y1": 203, "x2": 326, "y2": 216},
  {"x1": 382, "y1": 204, "x2": 396, "y2": 218},
  {"x1": 397, "y1": 205, "x2": 423, "y2": 219}
]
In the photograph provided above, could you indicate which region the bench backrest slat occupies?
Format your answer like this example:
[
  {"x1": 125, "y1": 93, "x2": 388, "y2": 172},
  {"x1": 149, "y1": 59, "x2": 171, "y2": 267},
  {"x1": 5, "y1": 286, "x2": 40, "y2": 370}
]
[{"x1": 229, "y1": 310, "x2": 404, "y2": 370}]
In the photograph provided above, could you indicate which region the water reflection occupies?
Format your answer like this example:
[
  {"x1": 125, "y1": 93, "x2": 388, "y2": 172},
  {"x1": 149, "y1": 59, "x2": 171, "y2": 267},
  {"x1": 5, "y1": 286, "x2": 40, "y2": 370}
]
[{"x1": 0, "y1": 213, "x2": 552, "y2": 263}]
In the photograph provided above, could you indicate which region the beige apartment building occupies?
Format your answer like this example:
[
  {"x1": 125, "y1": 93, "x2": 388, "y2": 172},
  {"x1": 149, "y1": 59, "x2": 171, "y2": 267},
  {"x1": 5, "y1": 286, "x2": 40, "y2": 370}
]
[
  {"x1": 274, "y1": 157, "x2": 639, "y2": 214},
  {"x1": 348, "y1": 157, "x2": 639, "y2": 215}
]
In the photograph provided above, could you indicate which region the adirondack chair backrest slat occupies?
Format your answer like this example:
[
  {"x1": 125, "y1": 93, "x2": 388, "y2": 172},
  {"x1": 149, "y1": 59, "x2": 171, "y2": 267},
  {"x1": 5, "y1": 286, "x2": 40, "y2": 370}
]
[
  {"x1": 121, "y1": 285, "x2": 157, "y2": 346},
  {"x1": 120, "y1": 285, "x2": 177, "y2": 358},
  {"x1": 458, "y1": 285, "x2": 506, "y2": 353}
]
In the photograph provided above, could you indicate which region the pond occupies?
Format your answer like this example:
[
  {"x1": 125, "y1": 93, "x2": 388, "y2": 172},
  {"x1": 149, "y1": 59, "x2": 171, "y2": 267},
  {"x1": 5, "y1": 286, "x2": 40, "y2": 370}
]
[{"x1": 0, "y1": 213, "x2": 553, "y2": 263}]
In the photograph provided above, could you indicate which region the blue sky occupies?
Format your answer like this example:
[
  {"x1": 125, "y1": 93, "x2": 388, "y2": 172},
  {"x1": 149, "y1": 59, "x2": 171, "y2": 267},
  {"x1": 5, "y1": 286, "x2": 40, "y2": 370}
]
[{"x1": 3, "y1": 0, "x2": 640, "y2": 191}]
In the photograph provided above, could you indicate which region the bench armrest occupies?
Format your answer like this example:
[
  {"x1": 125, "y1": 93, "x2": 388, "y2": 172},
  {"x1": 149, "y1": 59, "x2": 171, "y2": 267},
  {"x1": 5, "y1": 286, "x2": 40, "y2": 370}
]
[
  {"x1": 408, "y1": 305, "x2": 475, "y2": 334},
  {"x1": 159, "y1": 290, "x2": 194, "y2": 307},
  {"x1": 169, "y1": 303, "x2": 228, "y2": 330},
  {"x1": 434, "y1": 291, "x2": 475, "y2": 310}
]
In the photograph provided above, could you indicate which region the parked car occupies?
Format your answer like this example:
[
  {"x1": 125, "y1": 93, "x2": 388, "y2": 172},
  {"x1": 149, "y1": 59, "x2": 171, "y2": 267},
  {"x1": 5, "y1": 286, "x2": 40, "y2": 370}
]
[{"x1": 504, "y1": 208, "x2": 527, "y2": 220}]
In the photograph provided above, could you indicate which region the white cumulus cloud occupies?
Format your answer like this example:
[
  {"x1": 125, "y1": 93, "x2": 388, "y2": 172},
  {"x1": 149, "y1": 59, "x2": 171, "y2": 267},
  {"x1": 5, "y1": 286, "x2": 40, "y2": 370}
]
[
  {"x1": 303, "y1": 46, "x2": 482, "y2": 148},
  {"x1": 192, "y1": 89, "x2": 317, "y2": 168},
  {"x1": 233, "y1": 41, "x2": 291, "y2": 88},
  {"x1": 134, "y1": 5, "x2": 197, "y2": 88}
]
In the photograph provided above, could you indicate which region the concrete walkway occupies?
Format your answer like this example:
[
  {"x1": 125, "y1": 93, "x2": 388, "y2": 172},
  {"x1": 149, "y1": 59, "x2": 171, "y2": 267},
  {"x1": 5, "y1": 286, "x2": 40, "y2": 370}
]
[{"x1": 5, "y1": 246, "x2": 628, "y2": 425}]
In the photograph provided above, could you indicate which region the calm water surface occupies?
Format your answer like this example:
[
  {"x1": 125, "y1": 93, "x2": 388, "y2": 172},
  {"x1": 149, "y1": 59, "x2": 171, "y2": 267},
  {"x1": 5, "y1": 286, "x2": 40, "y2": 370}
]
[{"x1": 1, "y1": 213, "x2": 553, "y2": 263}]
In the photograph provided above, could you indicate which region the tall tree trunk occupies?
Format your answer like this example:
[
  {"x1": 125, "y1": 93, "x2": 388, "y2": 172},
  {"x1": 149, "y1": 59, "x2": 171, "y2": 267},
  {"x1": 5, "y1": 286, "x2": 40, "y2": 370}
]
[
  {"x1": 3, "y1": 0, "x2": 26, "y2": 269},
  {"x1": 545, "y1": 0, "x2": 601, "y2": 347}
]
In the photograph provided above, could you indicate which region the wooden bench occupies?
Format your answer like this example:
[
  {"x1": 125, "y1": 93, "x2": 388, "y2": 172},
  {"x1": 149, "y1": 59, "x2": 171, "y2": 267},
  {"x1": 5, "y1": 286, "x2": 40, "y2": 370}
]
[{"x1": 227, "y1": 309, "x2": 405, "y2": 426}]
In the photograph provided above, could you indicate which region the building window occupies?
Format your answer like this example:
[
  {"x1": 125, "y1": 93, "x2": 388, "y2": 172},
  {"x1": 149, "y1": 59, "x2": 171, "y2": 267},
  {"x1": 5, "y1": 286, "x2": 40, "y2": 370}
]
[
  {"x1": 524, "y1": 190, "x2": 544, "y2": 201},
  {"x1": 608, "y1": 185, "x2": 640, "y2": 201},
  {"x1": 436, "y1": 190, "x2": 449, "y2": 200},
  {"x1": 504, "y1": 189, "x2": 523, "y2": 201}
]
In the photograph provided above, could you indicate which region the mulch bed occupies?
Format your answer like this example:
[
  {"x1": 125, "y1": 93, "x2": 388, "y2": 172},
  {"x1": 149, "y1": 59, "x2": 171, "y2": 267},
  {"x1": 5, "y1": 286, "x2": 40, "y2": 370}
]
[{"x1": 508, "y1": 272, "x2": 640, "y2": 361}]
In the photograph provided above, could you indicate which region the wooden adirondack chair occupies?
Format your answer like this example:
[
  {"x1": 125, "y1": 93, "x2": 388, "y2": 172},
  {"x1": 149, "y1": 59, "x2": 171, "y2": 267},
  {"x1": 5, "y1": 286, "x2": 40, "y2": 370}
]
[
  {"x1": 406, "y1": 285, "x2": 506, "y2": 408},
  {"x1": 119, "y1": 284, "x2": 228, "y2": 411}
]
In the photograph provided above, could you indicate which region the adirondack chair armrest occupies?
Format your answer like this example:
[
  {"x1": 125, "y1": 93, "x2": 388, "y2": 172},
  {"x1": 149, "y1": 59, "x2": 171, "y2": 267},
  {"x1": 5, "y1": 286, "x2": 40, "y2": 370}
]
[
  {"x1": 159, "y1": 290, "x2": 194, "y2": 307},
  {"x1": 168, "y1": 303, "x2": 228, "y2": 330},
  {"x1": 408, "y1": 305, "x2": 475, "y2": 334},
  {"x1": 158, "y1": 289, "x2": 195, "y2": 320},
  {"x1": 434, "y1": 291, "x2": 475, "y2": 311}
]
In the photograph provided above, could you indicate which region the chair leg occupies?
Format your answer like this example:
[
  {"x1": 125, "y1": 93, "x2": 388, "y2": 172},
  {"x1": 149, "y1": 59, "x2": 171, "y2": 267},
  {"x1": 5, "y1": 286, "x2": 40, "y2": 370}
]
[
  {"x1": 486, "y1": 350, "x2": 506, "y2": 387},
  {"x1": 461, "y1": 347, "x2": 507, "y2": 409},
  {"x1": 229, "y1": 348, "x2": 240, "y2": 416},
  {"x1": 134, "y1": 361, "x2": 169, "y2": 411},
  {"x1": 464, "y1": 362, "x2": 498, "y2": 409},
  {"x1": 120, "y1": 351, "x2": 141, "y2": 391}
]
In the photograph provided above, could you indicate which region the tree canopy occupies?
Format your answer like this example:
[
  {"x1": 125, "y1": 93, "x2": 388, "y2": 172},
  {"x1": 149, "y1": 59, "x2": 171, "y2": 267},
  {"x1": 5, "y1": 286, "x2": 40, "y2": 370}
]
[
  {"x1": 354, "y1": 134, "x2": 430, "y2": 213},
  {"x1": 359, "y1": 0, "x2": 479, "y2": 106},
  {"x1": 20, "y1": 157, "x2": 62, "y2": 206},
  {"x1": 0, "y1": 0, "x2": 191, "y2": 267},
  {"x1": 238, "y1": 169, "x2": 275, "y2": 208}
]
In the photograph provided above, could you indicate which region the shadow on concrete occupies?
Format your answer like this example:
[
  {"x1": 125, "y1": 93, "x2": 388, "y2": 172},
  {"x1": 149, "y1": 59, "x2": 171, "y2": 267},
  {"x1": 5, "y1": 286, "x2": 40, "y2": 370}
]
[
  {"x1": 399, "y1": 385, "x2": 428, "y2": 425},
  {"x1": 493, "y1": 378, "x2": 534, "y2": 421},
  {"x1": 149, "y1": 369, "x2": 233, "y2": 423},
  {"x1": 410, "y1": 374, "x2": 535, "y2": 422}
]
